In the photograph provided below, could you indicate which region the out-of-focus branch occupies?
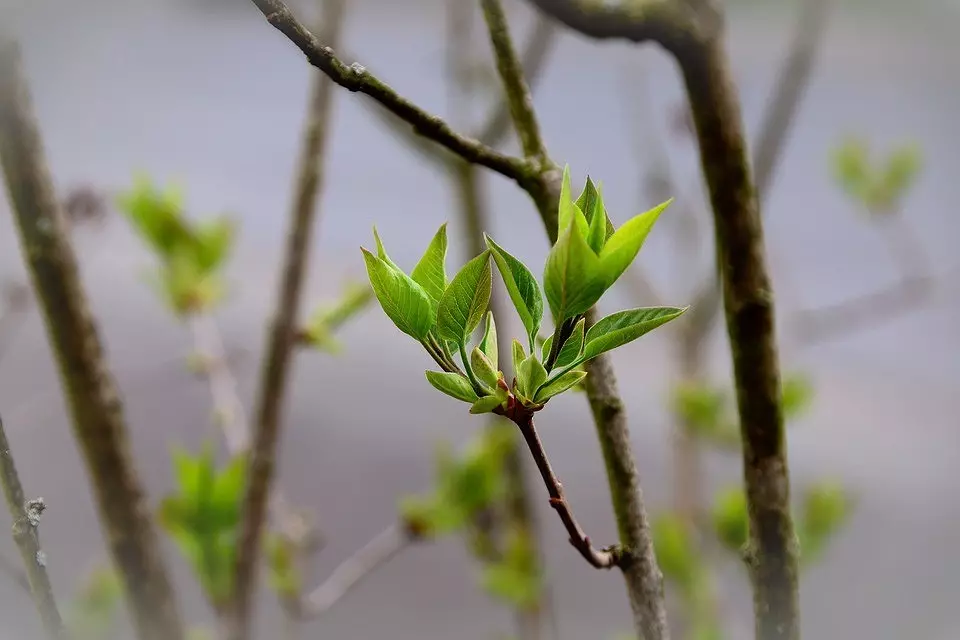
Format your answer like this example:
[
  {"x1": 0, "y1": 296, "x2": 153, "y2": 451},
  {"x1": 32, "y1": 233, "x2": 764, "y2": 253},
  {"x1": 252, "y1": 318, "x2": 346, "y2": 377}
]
[
  {"x1": 249, "y1": 0, "x2": 534, "y2": 185},
  {"x1": 229, "y1": 1, "x2": 346, "y2": 637},
  {"x1": 790, "y1": 269, "x2": 955, "y2": 347},
  {"x1": 0, "y1": 37, "x2": 185, "y2": 640},
  {"x1": 288, "y1": 523, "x2": 412, "y2": 619},
  {"x1": 0, "y1": 415, "x2": 65, "y2": 640}
]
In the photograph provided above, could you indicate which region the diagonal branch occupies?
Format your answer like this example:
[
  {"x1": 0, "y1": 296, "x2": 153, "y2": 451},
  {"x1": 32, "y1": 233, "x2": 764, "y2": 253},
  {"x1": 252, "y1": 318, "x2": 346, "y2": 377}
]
[
  {"x1": 249, "y1": 0, "x2": 534, "y2": 185},
  {"x1": 521, "y1": 0, "x2": 687, "y2": 44},
  {"x1": 0, "y1": 37, "x2": 185, "y2": 640},
  {"x1": 0, "y1": 415, "x2": 65, "y2": 640},
  {"x1": 229, "y1": 1, "x2": 346, "y2": 637},
  {"x1": 291, "y1": 523, "x2": 412, "y2": 619}
]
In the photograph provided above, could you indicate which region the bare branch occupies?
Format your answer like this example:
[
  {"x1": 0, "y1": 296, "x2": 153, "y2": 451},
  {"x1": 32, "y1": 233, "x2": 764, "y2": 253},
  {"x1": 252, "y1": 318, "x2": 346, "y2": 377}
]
[
  {"x1": 520, "y1": 0, "x2": 688, "y2": 45},
  {"x1": 0, "y1": 416, "x2": 65, "y2": 639},
  {"x1": 480, "y1": 0, "x2": 550, "y2": 164},
  {"x1": 503, "y1": 407, "x2": 617, "y2": 569},
  {"x1": 229, "y1": 1, "x2": 346, "y2": 636},
  {"x1": 249, "y1": 0, "x2": 534, "y2": 185},
  {"x1": 292, "y1": 523, "x2": 412, "y2": 619},
  {"x1": 790, "y1": 270, "x2": 955, "y2": 347},
  {"x1": 0, "y1": 37, "x2": 185, "y2": 640}
]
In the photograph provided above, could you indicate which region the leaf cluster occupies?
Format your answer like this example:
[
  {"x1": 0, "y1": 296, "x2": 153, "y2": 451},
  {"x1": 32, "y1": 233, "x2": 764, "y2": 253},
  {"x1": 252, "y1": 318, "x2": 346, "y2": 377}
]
[
  {"x1": 117, "y1": 177, "x2": 236, "y2": 315},
  {"x1": 363, "y1": 166, "x2": 687, "y2": 413}
]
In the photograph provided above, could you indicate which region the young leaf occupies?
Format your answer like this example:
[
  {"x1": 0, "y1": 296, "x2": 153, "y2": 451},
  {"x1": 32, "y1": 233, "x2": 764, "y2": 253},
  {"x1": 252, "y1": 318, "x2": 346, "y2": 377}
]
[
  {"x1": 410, "y1": 223, "x2": 448, "y2": 306},
  {"x1": 485, "y1": 235, "x2": 543, "y2": 347},
  {"x1": 362, "y1": 248, "x2": 434, "y2": 340},
  {"x1": 543, "y1": 221, "x2": 606, "y2": 322},
  {"x1": 517, "y1": 355, "x2": 548, "y2": 400},
  {"x1": 598, "y1": 199, "x2": 671, "y2": 287},
  {"x1": 372, "y1": 226, "x2": 403, "y2": 272},
  {"x1": 540, "y1": 334, "x2": 553, "y2": 363},
  {"x1": 470, "y1": 394, "x2": 504, "y2": 415},
  {"x1": 582, "y1": 306, "x2": 687, "y2": 361},
  {"x1": 471, "y1": 346, "x2": 500, "y2": 391},
  {"x1": 425, "y1": 370, "x2": 480, "y2": 403},
  {"x1": 437, "y1": 251, "x2": 492, "y2": 346},
  {"x1": 478, "y1": 311, "x2": 498, "y2": 370},
  {"x1": 511, "y1": 339, "x2": 526, "y2": 380},
  {"x1": 534, "y1": 369, "x2": 587, "y2": 402},
  {"x1": 553, "y1": 317, "x2": 586, "y2": 369},
  {"x1": 557, "y1": 165, "x2": 589, "y2": 239},
  {"x1": 578, "y1": 178, "x2": 608, "y2": 253}
]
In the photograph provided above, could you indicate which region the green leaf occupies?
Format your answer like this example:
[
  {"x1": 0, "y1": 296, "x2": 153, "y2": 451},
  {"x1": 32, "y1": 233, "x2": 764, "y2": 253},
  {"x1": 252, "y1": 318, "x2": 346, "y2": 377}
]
[
  {"x1": 540, "y1": 334, "x2": 553, "y2": 362},
  {"x1": 478, "y1": 311, "x2": 498, "y2": 370},
  {"x1": 485, "y1": 236, "x2": 543, "y2": 348},
  {"x1": 578, "y1": 177, "x2": 608, "y2": 252},
  {"x1": 517, "y1": 355, "x2": 548, "y2": 400},
  {"x1": 543, "y1": 219, "x2": 606, "y2": 322},
  {"x1": 511, "y1": 339, "x2": 526, "y2": 380},
  {"x1": 193, "y1": 218, "x2": 236, "y2": 273},
  {"x1": 557, "y1": 165, "x2": 589, "y2": 239},
  {"x1": 470, "y1": 394, "x2": 504, "y2": 414},
  {"x1": 410, "y1": 223, "x2": 448, "y2": 306},
  {"x1": 652, "y1": 514, "x2": 696, "y2": 589},
  {"x1": 554, "y1": 317, "x2": 586, "y2": 369},
  {"x1": 436, "y1": 251, "x2": 492, "y2": 346},
  {"x1": 782, "y1": 373, "x2": 814, "y2": 420},
  {"x1": 582, "y1": 306, "x2": 687, "y2": 361},
  {"x1": 534, "y1": 369, "x2": 587, "y2": 402},
  {"x1": 598, "y1": 199, "x2": 671, "y2": 286},
  {"x1": 425, "y1": 370, "x2": 480, "y2": 403},
  {"x1": 362, "y1": 248, "x2": 434, "y2": 340},
  {"x1": 471, "y1": 346, "x2": 500, "y2": 391},
  {"x1": 372, "y1": 226, "x2": 402, "y2": 272},
  {"x1": 711, "y1": 487, "x2": 748, "y2": 553}
]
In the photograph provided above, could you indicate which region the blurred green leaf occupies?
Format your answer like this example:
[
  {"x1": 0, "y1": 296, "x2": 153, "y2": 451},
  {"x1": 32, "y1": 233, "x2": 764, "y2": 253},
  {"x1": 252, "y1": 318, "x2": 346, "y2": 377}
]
[
  {"x1": 652, "y1": 514, "x2": 697, "y2": 590},
  {"x1": 782, "y1": 373, "x2": 814, "y2": 421},
  {"x1": 65, "y1": 565, "x2": 123, "y2": 640},
  {"x1": 480, "y1": 528, "x2": 542, "y2": 608},
  {"x1": 711, "y1": 487, "x2": 749, "y2": 554},
  {"x1": 264, "y1": 532, "x2": 302, "y2": 598},
  {"x1": 799, "y1": 481, "x2": 851, "y2": 564}
]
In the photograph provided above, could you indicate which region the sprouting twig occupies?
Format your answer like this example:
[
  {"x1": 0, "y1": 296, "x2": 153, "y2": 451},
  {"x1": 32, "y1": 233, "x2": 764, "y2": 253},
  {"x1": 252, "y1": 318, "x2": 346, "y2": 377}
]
[
  {"x1": 291, "y1": 523, "x2": 412, "y2": 619},
  {"x1": 0, "y1": 36, "x2": 185, "y2": 640},
  {"x1": 248, "y1": 0, "x2": 534, "y2": 185},
  {"x1": 0, "y1": 415, "x2": 66, "y2": 639},
  {"x1": 230, "y1": 1, "x2": 346, "y2": 636}
]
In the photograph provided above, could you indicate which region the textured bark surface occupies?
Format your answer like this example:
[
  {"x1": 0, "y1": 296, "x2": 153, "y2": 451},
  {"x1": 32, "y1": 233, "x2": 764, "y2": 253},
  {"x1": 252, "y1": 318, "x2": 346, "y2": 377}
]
[
  {"x1": 0, "y1": 38, "x2": 184, "y2": 640},
  {"x1": 677, "y1": 34, "x2": 799, "y2": 640}
]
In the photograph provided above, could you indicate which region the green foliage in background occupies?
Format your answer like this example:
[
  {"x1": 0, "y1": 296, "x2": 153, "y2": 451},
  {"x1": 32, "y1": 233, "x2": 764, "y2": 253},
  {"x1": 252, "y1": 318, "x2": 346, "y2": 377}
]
[
  {"x1": 64, "y1": 565, "x2": 123, "y2": 640},
  {"x1": 831, "y1": 136, "x2": 922, "y2": 215},
  {"x1": 363, "y1": 166, "x2": 686, "y2": 413}
]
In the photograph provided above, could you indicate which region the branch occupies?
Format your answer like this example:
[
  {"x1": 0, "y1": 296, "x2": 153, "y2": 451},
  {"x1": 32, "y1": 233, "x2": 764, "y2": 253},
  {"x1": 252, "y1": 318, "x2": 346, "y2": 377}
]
[
  {"x1": 291, "y1": 523, "x2": 412, "y2": 619},
  {"x1": 229, "y1": 1, "x2": 345, "y2": 636},
  {"x1": 789, "y1": 270, "x2": 953, "y2": 347},
  {"x1": 683, "y1": 0, "x2": 832, "y2": 345},
  {"x1": 0, "y1": 416, "x2": 65, "y2": 640},
  {"x1": 520, "y1": 0, "x2": 686, "y2": 45},
  {"x1": 480, "y1": 0, "x2": 550, "y2": 164},
  {"x1": 0, "y1": 37, "x2": 185, "y2": 640},
  {"x1": 248, "y1": 0, "x2": 534, "y2": 185},
  {"x1": 506, "y1": 408, "x2": 617, "y2": 569}
]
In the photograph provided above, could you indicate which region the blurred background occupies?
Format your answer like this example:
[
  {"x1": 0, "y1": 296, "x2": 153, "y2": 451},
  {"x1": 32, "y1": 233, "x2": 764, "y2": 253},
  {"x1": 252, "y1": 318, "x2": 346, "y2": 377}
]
[{"x1": 1, "y1": 0, "x2": 958, "y2": 638}]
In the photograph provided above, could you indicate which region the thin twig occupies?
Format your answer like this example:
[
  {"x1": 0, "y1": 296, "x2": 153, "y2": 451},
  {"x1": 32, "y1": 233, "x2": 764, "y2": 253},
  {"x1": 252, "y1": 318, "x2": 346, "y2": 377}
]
[
  {"x1": 507, "y1": 409, "x2": 616, "y2": 569},
  {"x1": 229, "y1": 1, "x2": 346, "y2": 636},
  {"x1": 249, "y1": 0, "x2": 534, "y2": 185},
  {"x1": 0, "y1": 415, "x2": 65, "y2": 639},
  {"x1": 293, "y1": 523, "x2": 412, "y2": 619},
  {"x1": 0, "y1": 37, "x2": 185, "y2": 640}
]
